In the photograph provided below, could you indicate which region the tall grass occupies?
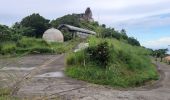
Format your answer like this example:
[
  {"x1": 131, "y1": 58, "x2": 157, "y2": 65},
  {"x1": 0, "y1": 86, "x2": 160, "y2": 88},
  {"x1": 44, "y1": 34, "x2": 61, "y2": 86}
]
[
  {"x1": 0, "y1": 37, "x2": 80, "y2": 56},
  {"x1": 0, "y1": 42, "x2": 16, "y2": 55},
  {"x1": 65, "y1": 36, "x2": 159, "y2": 87},
  {"x1": 0, "y1": 88, "x2": 18, "y2": 100}
]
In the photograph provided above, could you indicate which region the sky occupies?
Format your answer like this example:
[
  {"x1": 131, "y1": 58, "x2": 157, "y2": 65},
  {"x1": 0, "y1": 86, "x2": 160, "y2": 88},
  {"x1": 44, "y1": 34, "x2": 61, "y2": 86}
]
[{"x1": 0, "y1": 0, "x2": 170, "y2": 50}]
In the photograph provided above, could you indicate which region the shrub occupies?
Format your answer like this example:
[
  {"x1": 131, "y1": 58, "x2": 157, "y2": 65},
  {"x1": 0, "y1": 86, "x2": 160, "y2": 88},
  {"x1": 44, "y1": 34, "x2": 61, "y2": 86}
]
[
  {"x1": 66, "y1": 36, "x2": 158, "y2": 87},
  {"x1": 112, "y1": 31, "x2": 121, "y2": 40},
  {"x1": 67, "y1": 51, "x2": 85, "y2": 66},
  {"x1": 0, "y1": 42, "x2": 16, "y2": 55},
  {"x1": 86, "y1": 41, "x2": 111, "y2": 68},
  {"x1": 66, "y1": 53, "x2": 77, "y2": 65},
  {"x1": 117, "y1": 50, "x2": 131, "y2": 64},
  {"x1": 128, "y1": 37, "x2": 140, "y2": 46},
  {"x1": 0, "y1": 25, "x2": 12, "y2": 42}
]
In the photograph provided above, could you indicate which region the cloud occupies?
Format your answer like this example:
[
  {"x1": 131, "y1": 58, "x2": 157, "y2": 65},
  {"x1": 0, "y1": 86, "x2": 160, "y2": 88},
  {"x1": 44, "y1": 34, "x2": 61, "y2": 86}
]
[
  {"x1": 0, "y1": 0, "x2": 170, "y2": 26},
  {"x1": 113, "y1": 13, "x2": 170, "y2": 29},
  {"x1": 142, "y1": 37, "x2": 170, "y2": 49}
]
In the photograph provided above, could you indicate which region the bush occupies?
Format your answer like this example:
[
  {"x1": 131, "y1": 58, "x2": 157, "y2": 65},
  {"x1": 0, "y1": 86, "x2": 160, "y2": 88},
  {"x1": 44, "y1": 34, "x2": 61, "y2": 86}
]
[
  {"x1": 117, "y1": 50, "x2": 131, "y2": 64},
  {"x1": 0, "y1": 42, "x2": 16, "y2": 55},
  {"x1": 65, "y1": 36, "x2": 158, "y2": 87},
  {"x1": 128, "y1": 37, "x2": 140, "y2": 46},
  {"x1": 61, "y1": 28, "x2": 73, "y2": 41},
  {"x1": 20, "y1": 13, "x2": 50, "y2": 38},
  {"x1": 86, "y1": 41, "x2": 111, "y2": 68},
  {"x1": 67, "y1": 51, "x2": 85, "y2": 66}
]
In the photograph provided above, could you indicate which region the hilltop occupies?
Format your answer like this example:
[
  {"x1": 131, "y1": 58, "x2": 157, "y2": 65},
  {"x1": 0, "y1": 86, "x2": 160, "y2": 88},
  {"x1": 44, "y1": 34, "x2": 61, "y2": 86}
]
[{"x1": 0, "y1": 8, "x2": 158, "y2": 88}]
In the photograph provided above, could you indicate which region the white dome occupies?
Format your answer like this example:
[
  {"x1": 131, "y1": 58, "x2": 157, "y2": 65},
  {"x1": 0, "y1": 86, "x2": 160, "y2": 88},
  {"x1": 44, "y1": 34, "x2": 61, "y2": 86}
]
[{"x1": 43, "y1": 28, "x2": 64, "y2": 42}]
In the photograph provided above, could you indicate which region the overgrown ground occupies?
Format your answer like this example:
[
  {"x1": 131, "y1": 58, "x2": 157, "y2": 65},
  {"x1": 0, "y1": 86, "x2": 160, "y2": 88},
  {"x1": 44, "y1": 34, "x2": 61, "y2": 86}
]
[
  {"x1": 65, "y1": 36, "x2": 159, "y2": 88},
  {"x1": 0, "y1": 88, "x2": 18, "y2": 100},
  {"x1": 0, "y1": 37, "x2": 81, "y2": 57}
]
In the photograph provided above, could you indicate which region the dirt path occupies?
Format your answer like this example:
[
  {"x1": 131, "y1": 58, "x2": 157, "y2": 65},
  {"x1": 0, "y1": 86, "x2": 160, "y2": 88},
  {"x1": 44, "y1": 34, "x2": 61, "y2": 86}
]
[{"x1": 0, "y1": 55, "x2": 170, "y2": 100}]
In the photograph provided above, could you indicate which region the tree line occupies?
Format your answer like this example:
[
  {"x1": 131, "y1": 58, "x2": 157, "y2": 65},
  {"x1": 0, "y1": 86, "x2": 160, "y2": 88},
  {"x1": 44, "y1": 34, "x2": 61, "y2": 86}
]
[{"x1": 1, "y1": 13, "x2": 140, "y2": 46}]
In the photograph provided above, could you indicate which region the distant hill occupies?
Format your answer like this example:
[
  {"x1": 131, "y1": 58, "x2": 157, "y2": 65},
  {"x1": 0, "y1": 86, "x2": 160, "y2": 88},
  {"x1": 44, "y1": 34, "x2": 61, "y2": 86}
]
[{"x1": 51, "y1": 9, "x2": 140, "y2": 46}]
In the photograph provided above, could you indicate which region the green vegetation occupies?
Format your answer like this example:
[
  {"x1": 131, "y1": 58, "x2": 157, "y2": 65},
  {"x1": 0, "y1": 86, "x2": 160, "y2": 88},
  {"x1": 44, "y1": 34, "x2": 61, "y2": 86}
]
[
  {"x1": 0, "y1": 11, "x2": 159, "y2": 88},
  {"x1": 152, "y1": 49, "x2": 168, "y2": 61},
  {"x1": 17, "y1": 13, "x2": 50, "y2": 38},
  {"x1": 0, "y1": 37, "x2": 80, "y2": 56},
  {"x1": 51, "y1": 14, "x2": 140, "y2": 46},
  {"x1": 0, "y1": 88, "x2": 18, "y2": 100},
  {"x1": 66, "y1": 36, "x2": 158, "y2": 87},
  {"x1": 51, "y1": 14, "x2": 80, "y2": 28},
  {"x1": 0, "y1": 12, "x2": 140, "y2": 57}
]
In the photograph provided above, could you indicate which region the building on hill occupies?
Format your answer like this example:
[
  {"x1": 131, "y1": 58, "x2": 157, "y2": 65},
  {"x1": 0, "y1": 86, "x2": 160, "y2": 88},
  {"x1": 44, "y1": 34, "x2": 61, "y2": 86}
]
[
  {"x1": 58, "y1": 24, "x2": 96, "y2": 38},
  {"x1": 73, "y1": 7, "x2": 94, "y2": 22}
]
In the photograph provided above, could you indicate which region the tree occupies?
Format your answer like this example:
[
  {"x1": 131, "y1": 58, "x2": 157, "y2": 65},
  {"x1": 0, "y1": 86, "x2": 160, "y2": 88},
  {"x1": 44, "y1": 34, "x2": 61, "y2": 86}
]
[
  {"x1": 20, "y1": 13, "x2": 50, "y2": 38},
  {"x1": 101, "y1": 24, "x2": 106, "y2": 28},
  {"x1": 0, "y1": 25, "x2": 12, "y2": 42},
  {"x1": 120, "y1": 29, "x2": 128, "y2": 40},
  {"x1": 86, "y1": 41, "x2": 111, "y2": 68},
  {"x1": 51, "y1": 14, "x2": 80, "y2": 28},
  {"x1": 112, "y1": 31, "x2": 121, "y2": 40},
  {"x1": 100, "y1": 28, "x2": 112, "y2": 38},
  {"x1": 60, "y1": 28, "x2": 73, "y2": 41},
  {"x1": 153, "y1": 49, "x2": 168, "y2": 62},
  {"x1": 12, "y1": 23, "x2": 35, "y2": 37},
  {"x1": 0, "y1": 24, "x2": 22, "y2": 42},
  {"x1": 127, "y1": 37, "x2": 140, "y2": 46}
]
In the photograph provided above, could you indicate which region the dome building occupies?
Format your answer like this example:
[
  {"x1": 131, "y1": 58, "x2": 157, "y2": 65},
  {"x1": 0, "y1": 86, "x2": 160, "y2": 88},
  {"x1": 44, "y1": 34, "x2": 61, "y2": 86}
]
[{"x1": 43, "y1": 28, "x2": 64, "y2": 42}]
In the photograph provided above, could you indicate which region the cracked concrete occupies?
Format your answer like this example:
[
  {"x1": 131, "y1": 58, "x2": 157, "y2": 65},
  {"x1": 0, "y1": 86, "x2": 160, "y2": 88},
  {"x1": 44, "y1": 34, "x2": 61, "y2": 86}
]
[{"x1": 0, "y1": 54, "x2": 170, "y2": 100}]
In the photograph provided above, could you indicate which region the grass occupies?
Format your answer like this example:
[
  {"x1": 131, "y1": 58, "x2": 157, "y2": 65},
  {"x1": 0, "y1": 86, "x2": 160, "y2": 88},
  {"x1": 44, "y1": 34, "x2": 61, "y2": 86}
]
[
  {"x1": 0, "y1": 37, "x2": 80, "y2": 57},
  {"x1": 65, "y1": 36, "x2": 159, "y2": 88},
  {"x1": 0, "y1": 88, "x2": 18, "y2": 100}
]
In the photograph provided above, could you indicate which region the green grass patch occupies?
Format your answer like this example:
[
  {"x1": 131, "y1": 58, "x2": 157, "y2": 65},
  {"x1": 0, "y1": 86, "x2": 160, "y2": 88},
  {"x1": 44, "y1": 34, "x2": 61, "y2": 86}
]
[
  {"x1": 0, "y1": 37, "x2": 80, "y2": 56},
  {"x1": 0, "y1": 42, "x2": 17, "y2": 55},
  {"x1": 0, "y1": 88, "x2": 18, "y2": 100},
  {"x1": 65, "y1": 36, "x2": 159, "y2": 88}
]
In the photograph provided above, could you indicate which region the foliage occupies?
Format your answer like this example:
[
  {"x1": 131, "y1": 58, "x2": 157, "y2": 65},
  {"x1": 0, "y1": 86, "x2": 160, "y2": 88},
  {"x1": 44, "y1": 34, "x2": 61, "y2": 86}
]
[
  {"x1": 120, "y1": 29, "x2": 128, "y2": 40},
  {"x1": 91, "y1": 25, "x2": 140, "y2": 46},
  {"x1": 0, "y1": 25, "x2": 11, "y2": 42},
  {"x1": 0, "y1": 25, "x2": 21, "y2": 42},
  {"x1": 50, "y1": 14, "x2": 140, "y2": 46},
  {"x1": 0, "y1": 42, "x2": 16, "y2": 55},
  {"x1": 152, "y1": 49, "x2": 168, "y2": 61},
  {"x1": 66, "y1": 36, "x2": 158, "y2": 87},
  {"x1": 127, "y1": 37, "x2": 140, "y2": 46},
  {"x1": 20, "y1": 13, "x2": 50, "y2": 37},
  {"x1": 80, "y1": 21, "x2": 99, "y2": 31},
  {"x1": 60, "y1": 28, "x2": 73, "y2": 41},
  {"x1": 86, "y1": 41, "x2": 111, "y2": 68},
  {"x1": 17, "y1": 37, "x2": 48, "y2": 48},
  {"x1": 100, "y1": 28, "x2": 113, "y2": 38},
  {"x1": 0, "y1": 88, "x2": 18, "y2": 100},
  {"x1": 0, "y1": 37, "x2": 80, "y2": 56},
  {"x1": 66, "y1": 51, "x2": 85, "y2": 66},
  {"x1": 51, "y1": 14, "x2": 80, "y2": 28},
  {"x1": 12, "y1": 23, "x2": 35, "y2": 37}
]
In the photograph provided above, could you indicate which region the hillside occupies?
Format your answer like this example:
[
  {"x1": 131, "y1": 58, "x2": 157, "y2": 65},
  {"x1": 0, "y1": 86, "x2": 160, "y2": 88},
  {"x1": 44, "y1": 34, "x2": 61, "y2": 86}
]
[
  {"x1": 0, "y1": 11, "x2": 158, "y2": 88},
  {"x1": 1, "y1": 12, "x2": 140, "y2": 56},
  {"x1": 66, "y1": 36, "x2": 158, "y2": 87},
  {"x1": 51, "y1": 14, "x2": 140, "y2": 46}
]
